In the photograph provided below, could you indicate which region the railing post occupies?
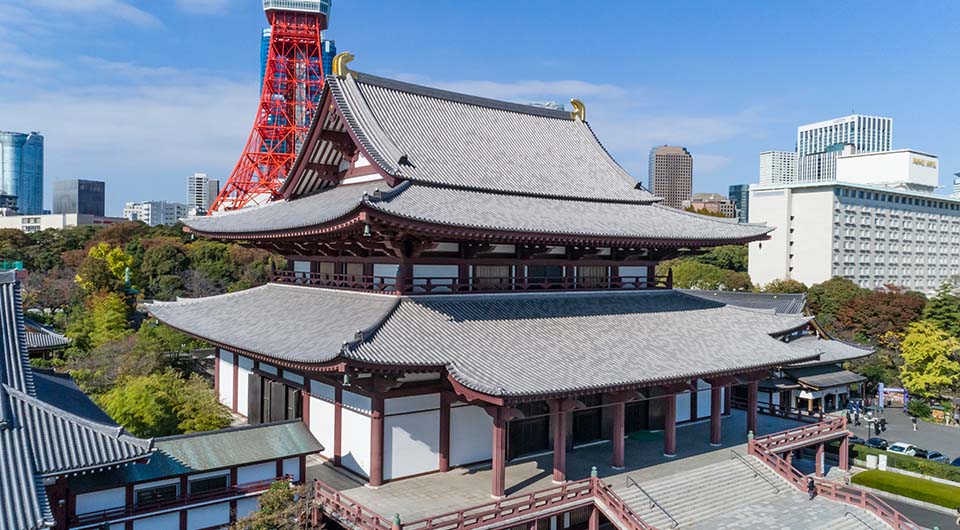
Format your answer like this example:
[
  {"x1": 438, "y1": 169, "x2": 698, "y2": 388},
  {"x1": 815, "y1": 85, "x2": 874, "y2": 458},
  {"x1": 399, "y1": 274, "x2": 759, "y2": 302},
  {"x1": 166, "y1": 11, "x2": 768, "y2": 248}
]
[{"x1": 392, "y1": 513, "x2": 402, "y2": 530}]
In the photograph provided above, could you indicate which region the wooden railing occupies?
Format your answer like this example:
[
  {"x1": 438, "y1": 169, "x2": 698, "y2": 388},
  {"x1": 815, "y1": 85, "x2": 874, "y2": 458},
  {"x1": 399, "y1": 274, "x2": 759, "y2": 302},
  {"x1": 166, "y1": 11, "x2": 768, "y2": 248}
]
[
  {"x1": 748, "y1": 423, "x2": 920, "y2": 530},
  {"x1": 730, "y1": 396, "x2": 824, "y2": 424},
  {"x1": 273, "y1": 270, "x2": 672, "y2": 295},
  {"x1": 752, "y1": 415, "x2": 847, "y2": 453},
  {"x1": 314, "y1": 476, "x2": 659, "y2": 530},
  {"x1": 71, "y1": 476, "x2": 284, "y2": 526}
]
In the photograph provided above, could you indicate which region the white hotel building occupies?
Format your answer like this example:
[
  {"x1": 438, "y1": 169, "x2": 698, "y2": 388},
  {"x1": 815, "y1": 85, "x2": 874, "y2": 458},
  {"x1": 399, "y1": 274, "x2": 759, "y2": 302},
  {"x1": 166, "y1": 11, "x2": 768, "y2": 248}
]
[{"x1": 749, "y1": 149, "x2": 959, "y2": 293}]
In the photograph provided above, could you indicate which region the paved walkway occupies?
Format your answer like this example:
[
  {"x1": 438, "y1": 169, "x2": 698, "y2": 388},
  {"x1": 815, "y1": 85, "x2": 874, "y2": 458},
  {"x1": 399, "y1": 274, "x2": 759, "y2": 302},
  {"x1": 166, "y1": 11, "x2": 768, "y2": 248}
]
[
  {"x1": 850, "y1": 407, "x2": 960, "y2": 460},
  {"x1": 307, "y1": 410, "x2": 805, "y2": 522}
]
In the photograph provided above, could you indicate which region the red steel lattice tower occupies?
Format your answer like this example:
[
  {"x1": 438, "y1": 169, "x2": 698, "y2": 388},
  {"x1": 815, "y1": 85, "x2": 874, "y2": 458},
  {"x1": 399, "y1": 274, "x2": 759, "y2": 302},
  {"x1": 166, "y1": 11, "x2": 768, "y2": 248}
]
[{"x1": 211, "y1": 0, "x2": 331, "y2": 212}]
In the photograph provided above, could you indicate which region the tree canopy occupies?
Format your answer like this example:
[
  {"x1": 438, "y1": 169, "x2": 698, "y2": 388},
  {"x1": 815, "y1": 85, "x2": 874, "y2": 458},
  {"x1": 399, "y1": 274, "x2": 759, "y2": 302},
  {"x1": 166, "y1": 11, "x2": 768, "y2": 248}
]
[
  {"x1": 658, "y1": 259, "x2": 752, "y2": 291},
  {"x1": 898, "y1": 321, "x2": 960, "y2": 397},
  {"x1": 806, "y1": 277, "x2": 865, "y2": 326},
  {"x1": 761, "y1": 278, "x2": 808, "y2": 293}
]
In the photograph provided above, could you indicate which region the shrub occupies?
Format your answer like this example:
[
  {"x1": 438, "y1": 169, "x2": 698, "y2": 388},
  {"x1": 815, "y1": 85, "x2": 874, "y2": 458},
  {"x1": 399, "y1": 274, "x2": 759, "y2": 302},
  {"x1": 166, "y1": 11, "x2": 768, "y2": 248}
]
[
  {"x1": 907, "y1": 399, "x2": 932, "y2": 419},
  {"x1": 851, "y1": 469, "x2": 960, "y2": 508},
  {"x1": 850, "y1": 443, "x2": 960, "y2": 483}
]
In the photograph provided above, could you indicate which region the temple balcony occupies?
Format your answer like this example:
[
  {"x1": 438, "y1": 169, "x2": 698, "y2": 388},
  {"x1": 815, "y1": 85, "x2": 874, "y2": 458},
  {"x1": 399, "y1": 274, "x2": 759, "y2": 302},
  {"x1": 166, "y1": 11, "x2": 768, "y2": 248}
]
[{"x1": 270, "y1": 269, "x2": 673, "y2": 294}]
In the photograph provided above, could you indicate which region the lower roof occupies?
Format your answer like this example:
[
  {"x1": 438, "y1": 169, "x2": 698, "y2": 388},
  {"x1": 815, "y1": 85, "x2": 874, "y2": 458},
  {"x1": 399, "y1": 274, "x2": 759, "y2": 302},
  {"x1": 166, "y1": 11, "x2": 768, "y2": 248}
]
[
  {"x1": 784, "y1": 364, "x2": 867, "y2": 390},
  {"x1": 678, "y1": 290, "x2": 807, "y2": 315},
  {"x1": 784, "y1": 335, "x2": 873, "y2": 366},
  {"x1": 148, "y1": 285, "x2": 817, "y2": 399}
]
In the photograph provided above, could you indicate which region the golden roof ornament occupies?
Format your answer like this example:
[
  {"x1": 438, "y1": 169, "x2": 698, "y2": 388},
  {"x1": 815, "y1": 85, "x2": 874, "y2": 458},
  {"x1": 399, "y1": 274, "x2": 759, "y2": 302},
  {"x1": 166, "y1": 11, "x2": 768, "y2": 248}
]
[
  {"x1": 332, "y1": 52, "x2": 355, "y2": 78},
  {"x1": 569, "y1": 99, "x2": 586, "y2": 121}
]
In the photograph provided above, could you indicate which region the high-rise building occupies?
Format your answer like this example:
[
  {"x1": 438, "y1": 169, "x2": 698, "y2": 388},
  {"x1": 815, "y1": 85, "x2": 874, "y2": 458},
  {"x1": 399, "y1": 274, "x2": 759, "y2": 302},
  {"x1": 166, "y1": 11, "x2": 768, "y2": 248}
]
[
  {"x1": 728, "y1": 184, "x2": 750, "y2": 223},
  {"x1": 758, "y1": 150, "x2": 797, "y2": 186},
  {"x1": 796, "y1": 143, "x2": 854, "y2": 183},
  {"x1": 648, "y1": 145, "x2": 692, "y2": 209},
  {"x1": 187, "y1": 173, "x2": 220, "y2": 212},
  {"x1": 0, "y1": 131, "x2": 43, "y2": 214},
  {"x1": 797, "y1": 114, "x2": 892, "y2": 157},
  {"x1": 259, "y1": 28, "x2": 271, "y2": 89},
  {"x1": 123, "y1": 201, "x2": 189, "y2": 227},
  {"x1": 952, "y1": 173, "x2": 960, "y2": 198},
  {"x1": 321, "y1": 39, "x2": 337, "y2": 77},
  {"x1": 53, "y1": 179, "x2": 105, "y2": 216}
]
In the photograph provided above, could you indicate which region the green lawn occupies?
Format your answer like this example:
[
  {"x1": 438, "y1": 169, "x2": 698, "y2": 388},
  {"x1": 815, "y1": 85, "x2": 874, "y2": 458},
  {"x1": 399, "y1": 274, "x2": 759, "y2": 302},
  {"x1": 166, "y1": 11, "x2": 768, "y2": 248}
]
[
  {"x1": 846, "y1": 443, "x2": 960, "y2": 483},
  {"x1": 851, "y1": 469, "x2": 960, "y2": 509}
]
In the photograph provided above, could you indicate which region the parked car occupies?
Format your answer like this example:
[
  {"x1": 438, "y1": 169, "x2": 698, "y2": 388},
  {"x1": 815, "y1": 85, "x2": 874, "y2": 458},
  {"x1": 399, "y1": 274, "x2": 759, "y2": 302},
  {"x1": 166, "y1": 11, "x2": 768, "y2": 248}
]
[
  {"x1": 887, "y1": 442, "x2": 918, "y2": 456},
  {"x1": 865, "y1": 437, "x2": 888, "y2": 450},
  {"x1": 951, "y1": 457, "x2": 960, "y2": 467},
  {"x1": 920, "y1": 450, "x2": 950, "y2": 463},
  {"x1": 848, "y1": 435, "x2": 866, "y2": 445}
]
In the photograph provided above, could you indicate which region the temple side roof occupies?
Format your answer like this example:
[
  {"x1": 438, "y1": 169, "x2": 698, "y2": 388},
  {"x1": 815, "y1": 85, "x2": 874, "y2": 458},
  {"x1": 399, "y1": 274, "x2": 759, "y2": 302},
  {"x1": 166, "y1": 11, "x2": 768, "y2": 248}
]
[
  {"x1": 325, "y1": 72, "x2": 656, "y2": 202},
  {"x1": 184, "y1": 180, "x2": 772, "y2": 244},
  {"x1": 783, "y1": 364, "x2": 867, "y2": 390},
  {"x1": 23, "y1": 318, "x2": 70, "y2": 353},
  {"x1": 678, "y1": 290, "x2": 807, "y2": 315},
  {"x1": 784, "y1": 335, "x2": 873, "y2": 367},
  {"x1": 148, "y1": 285, "x2": 817, "y2": 398}
]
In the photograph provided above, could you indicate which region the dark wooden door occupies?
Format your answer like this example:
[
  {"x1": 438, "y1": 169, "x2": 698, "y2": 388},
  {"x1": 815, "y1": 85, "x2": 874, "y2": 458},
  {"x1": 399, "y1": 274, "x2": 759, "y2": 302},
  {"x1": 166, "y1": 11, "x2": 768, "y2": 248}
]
[
  {"x1": 572, "y1": 395, "x2": 602, "y2": 445},
  {"x1": 248, "y1": 374, "x2": 263, "y2": 425},
  {"x1": 286, "y1": 386, "x2": 302, "y2": 420},
  {"x1": 269, "y1": 381, "x2": 286, "y2": 423},
  {"x1": 625, "y1": 399, "x2": 649, "y2": 433},
  {"x1": 507, "y1": 401, "x2": 549, "y2": 459}
]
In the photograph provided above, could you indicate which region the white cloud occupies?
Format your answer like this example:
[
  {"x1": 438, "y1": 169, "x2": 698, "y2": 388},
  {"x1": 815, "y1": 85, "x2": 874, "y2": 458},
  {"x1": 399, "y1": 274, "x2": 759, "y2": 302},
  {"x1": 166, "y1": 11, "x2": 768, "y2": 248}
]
[
  {"x1": 28, "y1": 0, "x2": 162, "y2": 27},
  {"x1": 174, "y1": 0, "x2": 231, "y2": 15},
  {"x1": 77, "y1": 56, "x2": 179, "y2": 79}
]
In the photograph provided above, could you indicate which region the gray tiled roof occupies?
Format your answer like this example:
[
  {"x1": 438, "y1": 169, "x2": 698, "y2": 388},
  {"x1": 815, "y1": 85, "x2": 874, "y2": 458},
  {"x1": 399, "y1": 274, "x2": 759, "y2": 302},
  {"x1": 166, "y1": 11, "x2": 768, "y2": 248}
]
[
  {"x1": 71, "y1": 421, "x2": 322, "y2": 494},
  {"x1": 183, "y1": 180, "x2": 772, "y2": 243},
  {"x1": 785, "y1": 335, "x2": 873, "y2": 367},
  {"x1": 329, "y1": 72, "x2": 656, "y2": 202},
  {"x1": 678, "y1": 290, "x2": 807, "y2": 315},
  {"x1": 23, "y1": 319, "x2": 70, "y2": 353},
  {"x1": 148, "y1": 284, "x2": 817, "y2": 398},
  {"x1": 784, "y1": 364, "x2": 866, "y2": 390}
]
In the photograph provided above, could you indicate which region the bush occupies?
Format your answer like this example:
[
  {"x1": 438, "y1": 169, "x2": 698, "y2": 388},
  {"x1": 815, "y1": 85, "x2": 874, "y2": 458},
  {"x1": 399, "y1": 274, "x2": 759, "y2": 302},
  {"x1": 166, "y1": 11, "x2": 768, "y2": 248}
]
[
  {"x1": 907, "y1": 399, "x2": 932, "y2": 419},
  {"x1": 851, "y1": 469, "x2": 960, "y2": 508},
  {"x1": 850, "y1": 444, "x2": 960, "y2": 483}
]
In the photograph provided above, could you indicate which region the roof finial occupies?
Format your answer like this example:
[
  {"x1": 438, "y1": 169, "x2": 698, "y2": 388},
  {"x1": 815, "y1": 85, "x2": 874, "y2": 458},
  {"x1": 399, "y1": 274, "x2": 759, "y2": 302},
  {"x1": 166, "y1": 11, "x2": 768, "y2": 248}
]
[
  {"x1": 332, "y1": 52, "x2": 355, "y2": 77},
  {"x1": 569, "y1": 99, "x2": 586, "y2": 121}
]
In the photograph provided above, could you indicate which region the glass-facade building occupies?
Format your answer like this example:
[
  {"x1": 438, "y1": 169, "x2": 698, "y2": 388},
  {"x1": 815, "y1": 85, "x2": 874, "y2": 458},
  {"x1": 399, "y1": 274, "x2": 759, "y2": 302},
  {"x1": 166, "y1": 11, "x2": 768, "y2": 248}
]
[
  {"x1": 53, "y1": 179, "x2": 105, "y2": 216},
  {"x1": 260, "y1": 28, "x2": 272, "y2": 90},
  {"x1": 728, "y1": 184, "x2": 749, "y2": 223},
  {"x1": 0, "y1": 131, "x2": 43, "y2": 214}
]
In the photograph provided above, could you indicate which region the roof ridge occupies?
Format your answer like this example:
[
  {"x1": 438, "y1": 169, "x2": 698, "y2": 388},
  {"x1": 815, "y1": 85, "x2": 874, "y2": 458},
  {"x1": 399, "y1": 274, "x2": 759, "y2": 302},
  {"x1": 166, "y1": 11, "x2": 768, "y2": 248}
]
[
  {"x1": 650, "y1": 202, "x2": 771, "y2": 228},
  {"x1": 154, "y1": 419, "x2": 303, "y2": 442},
  {"x1": 350, "y1": 71, "x2": 575, "y2": 121},
  {"x1": 3, "y1": 384, "x2": 154, "y2": 449},
  {"x1": 368, "y1": 180, "x2": 659, "y2": 206}
]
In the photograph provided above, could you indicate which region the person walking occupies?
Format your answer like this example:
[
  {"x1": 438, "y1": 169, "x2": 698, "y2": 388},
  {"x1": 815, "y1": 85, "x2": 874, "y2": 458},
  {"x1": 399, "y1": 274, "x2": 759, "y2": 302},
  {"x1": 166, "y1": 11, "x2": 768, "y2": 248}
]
[
  {"x1": 912, "y1": 416, "x2": 918, "y2": 431},
  {"x1": 807, "y1": 477, "x2": 817, "y2": 501},
  {"x1": 954, "y1": 505, "x2": 959, "y2": 525}
]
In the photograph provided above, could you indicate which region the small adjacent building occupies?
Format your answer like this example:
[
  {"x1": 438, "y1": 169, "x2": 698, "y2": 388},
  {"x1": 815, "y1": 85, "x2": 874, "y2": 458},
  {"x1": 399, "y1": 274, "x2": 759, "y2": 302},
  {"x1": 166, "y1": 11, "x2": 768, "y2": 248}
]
[
  {"x1": 53, "y1": 179, "x2": 105, "y2": 217},
  {"x1": 0, "y1": 212, "x2": 125, "y2": 234},
  {"x1": 123, "y1": 201, "x2": 189, "y2": 227}
]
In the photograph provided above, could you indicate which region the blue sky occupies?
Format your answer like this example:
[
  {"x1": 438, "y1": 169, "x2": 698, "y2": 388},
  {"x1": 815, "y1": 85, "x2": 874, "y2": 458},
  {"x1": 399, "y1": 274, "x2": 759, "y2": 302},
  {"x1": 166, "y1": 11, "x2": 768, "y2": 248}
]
[{"x1": 1, "y1": 1, "x2": 958, "y2": 216}]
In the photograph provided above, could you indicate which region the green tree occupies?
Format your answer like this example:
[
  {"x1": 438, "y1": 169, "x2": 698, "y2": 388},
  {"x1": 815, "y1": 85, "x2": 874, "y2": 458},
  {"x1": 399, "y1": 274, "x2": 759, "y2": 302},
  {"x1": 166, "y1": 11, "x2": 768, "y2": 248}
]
[
  {"x1": 807, "y1": 277, "x2": 865, "y2": 328},
  {"x1": 659, "y1": 259, "x2": 752, "y2": 291},
  {"x1": 922, "y1": 283, "x2": 960, "y2": 337},
  {"x1": 898, "y1": 321, "x2": 960, "y2": 397},
  {"x1": 761, "y1": 278, "x2": 808, "y2": 293},
  {"x1": 98, "y1": 370, "x2": 230, "y2": 437},
  {"x1": 89, "y1": 291, "x2": 132, "y2": 348},
  {"x1": 68, "y1": 335, "x2": 165, "y2": 394},
  {"x1": 692, "y1": 245, "x2": 748, "y2": 273},
  {"x1": 75, "y1": 243, "x2": 134, "y2": 294},
  {"x1": 231, "y1": 482, "x2": 312, "y2": 530}
]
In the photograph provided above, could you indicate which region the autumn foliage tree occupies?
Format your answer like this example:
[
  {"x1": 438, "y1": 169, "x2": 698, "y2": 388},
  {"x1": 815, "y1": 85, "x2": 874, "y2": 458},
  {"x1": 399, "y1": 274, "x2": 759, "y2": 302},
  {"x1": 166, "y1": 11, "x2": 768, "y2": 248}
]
[
  {"x1": 833, "y1": 287, "x2": 926, "y2": 343},
  {"x1": 898, "y1": 321, "x2": 960, "y2": 397}
]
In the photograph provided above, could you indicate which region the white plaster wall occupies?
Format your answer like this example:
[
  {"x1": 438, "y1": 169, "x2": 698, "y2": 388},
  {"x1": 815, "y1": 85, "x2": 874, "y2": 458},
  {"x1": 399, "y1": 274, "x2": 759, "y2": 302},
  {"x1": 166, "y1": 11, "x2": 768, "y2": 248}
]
[
  {"x1": 75, "y1": 487, "x2": 124, "y2": 515},
  {"x1": 187, "y1": 502, "x2": 231, "y2": 530},
  {"x1": 450, "y1": 404, "x2": 492, "y2": 466},
  {"x1": 133, "y1": 513, "x2": 179, "y2": 530},
  {"x1": 789, "y1": 189, "x2": 836, "y2": 286},
  {"x1": 236, "y1": 497, "x2": 260, "y2": 520},
  {"x1": 237, "y1": 461, "x2": 277, "y2": 484},
  {"x1": 384, "y1": 410, "x2": 440, "y2": 480},
  {"x1": 283, "y1": 457, "x2": 301, "y2": 482},
  {"x1": 675, "y1": 392, "x2": 691, "y2": 423},
  {"x1": 341, "y1": 408, "x2": 371, "y2": 477},
  {"x1": 748, "y1": 188, "x2": 791, "y2": 286},
  {"x1": 218, "y1": 352, "x2": 234, "y2": 409},
  {"x1": 309, "y1": 396, "x2": 336, "y2": 459},
  {"x1": 236, "y1": 355, "x2": 254, "y2": 417},
  {"x1": 696, "y1": 380, "x2": 711, "y2": 419}
]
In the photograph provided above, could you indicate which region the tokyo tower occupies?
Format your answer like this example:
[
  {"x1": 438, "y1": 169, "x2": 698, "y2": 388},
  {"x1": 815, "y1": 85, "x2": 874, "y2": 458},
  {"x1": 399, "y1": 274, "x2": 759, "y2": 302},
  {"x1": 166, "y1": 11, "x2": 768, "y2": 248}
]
[{"x1": 210, "y1": 0, "x2": 331, "y2": 212}]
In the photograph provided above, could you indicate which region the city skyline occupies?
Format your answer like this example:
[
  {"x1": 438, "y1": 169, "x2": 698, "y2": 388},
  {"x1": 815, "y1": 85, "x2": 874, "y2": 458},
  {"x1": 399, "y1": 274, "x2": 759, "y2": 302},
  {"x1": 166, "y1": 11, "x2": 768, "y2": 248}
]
[{"x1": 2, "y1": 1, "x2": 959, "y2": 215}]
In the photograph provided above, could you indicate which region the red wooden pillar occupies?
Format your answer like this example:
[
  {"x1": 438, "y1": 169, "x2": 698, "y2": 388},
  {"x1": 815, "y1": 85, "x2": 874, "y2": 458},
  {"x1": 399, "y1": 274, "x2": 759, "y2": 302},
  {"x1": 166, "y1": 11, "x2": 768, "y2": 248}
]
[
  {"x1": 123, "y1": 484, "x2": 133, "y2": 530},
  {"x1": 302, "y1": 387, "x2": 311, "y2": 429},
  {"x1": 179, "y1": 476, "x2": 189, "y2": 530},
  {"x1": 334, "y1": 383, "x2": 343, "y2": 466},
  {"x1": 709, "y1": 384, "x2": 723, "y2": 446},
  {"x1": 815, "y1": 443, "x2": 825, "y2": 477},
  {"x1": 746, "y1": 381, "x2": 759, "y2": 435},
  {"x1": 588, "y1": 506, "x2": 600, "y2": 530},
  {"x1": 439, "y1": 392, "x2": 451, "y2": 472},
  {"x1": 839, "y1": 436, "x2": 850, "y2": 471},
  {"x1": 369, "y1": 395, "x2": 385, "y2": 487},
  {"x1": 550, "y1": 400, "x2": 568, "y2": 483},
  {"x1": 611, "y1": 401, "x2": 625, "y2": 469},
  {"x1": 491, "y1": 407, "x2": 507, "y2": 498},
  {"x1": 663, "y1": 393, "x2": 677, "y2": 457},
  {"x1": 785, "y1": 450, "x2": 793, "y2": 467}
]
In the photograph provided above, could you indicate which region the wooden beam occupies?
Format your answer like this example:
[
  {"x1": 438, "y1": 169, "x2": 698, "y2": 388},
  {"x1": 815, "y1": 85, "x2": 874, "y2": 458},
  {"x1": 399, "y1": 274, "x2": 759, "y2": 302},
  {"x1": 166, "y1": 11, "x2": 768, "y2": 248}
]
[{"x1": 318, "y1": 129, "x2": 353, "y2": 146}]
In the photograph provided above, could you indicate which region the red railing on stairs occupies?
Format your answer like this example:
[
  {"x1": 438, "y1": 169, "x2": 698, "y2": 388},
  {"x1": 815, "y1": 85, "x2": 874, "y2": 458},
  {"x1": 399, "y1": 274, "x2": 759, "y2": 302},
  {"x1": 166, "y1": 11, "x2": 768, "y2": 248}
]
[{"x1": 748, "y1": 421, "x2": 921, "y2": 530}]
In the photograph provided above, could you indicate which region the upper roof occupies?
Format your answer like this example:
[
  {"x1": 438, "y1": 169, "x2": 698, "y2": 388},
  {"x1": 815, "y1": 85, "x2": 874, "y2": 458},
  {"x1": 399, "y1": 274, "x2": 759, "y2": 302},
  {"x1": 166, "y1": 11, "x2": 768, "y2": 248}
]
[
  {"x1": 0, "y1": 272, "x2": 152, "y2": 530},
  {"x1": 678, "y1": 290, "x2": 807, "y2": 315},
  {"x1": 184, "y1": 180, "x2": 772, "y2": 244},
  {"x1": 148, "y1": 284, "x2": 817, "y2": 399},
  {"x1": 72, "y1": 421, "x2": 322, "y2": 493},
  {"x1": 183, "y1": 69, "x2": 773, "y2": 246},
  {"x1": 327, "y1": 72, "x2": 655, "y2": 202}
]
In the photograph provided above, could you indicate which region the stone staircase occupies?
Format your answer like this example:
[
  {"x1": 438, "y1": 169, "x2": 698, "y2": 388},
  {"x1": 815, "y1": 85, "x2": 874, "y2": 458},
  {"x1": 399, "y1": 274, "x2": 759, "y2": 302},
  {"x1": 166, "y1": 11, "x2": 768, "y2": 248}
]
[{"x1": 612, "y1": 454, "x2": 889, "y2": 529}]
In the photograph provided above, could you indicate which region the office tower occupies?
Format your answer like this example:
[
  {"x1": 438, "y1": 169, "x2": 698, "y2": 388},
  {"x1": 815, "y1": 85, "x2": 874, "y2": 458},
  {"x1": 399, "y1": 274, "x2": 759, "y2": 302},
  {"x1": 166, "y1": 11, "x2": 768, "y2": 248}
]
[
  {"x1": 187, "y1": 172, "x2": 220, "y2": 212},
  {"x1": 322, "y1": 39, "x2": 337, "y2": 77},
  {"x1": 796, "y1": 143, "x2": 854, "y2": 183},
  {"x1": 797, "y1": 115, "x2": 892, "y2": 156},
  {"x1": 123, "y1": 201, "x2": 189, "y2": 227},
  {"x1": 728, "y1": 184, "x2": 750, "y2": 223},
  {"x1": 952, "y1": 173, "x2": 960, "y2": 198},
  {"x1": 53, "y1": 179, "x2": 105, "y2": 216},
  {"x1": 0, "y1": 131, "x2": 43, "y2": 214},
  {"x1": 648, "y1": 145, "x2": 692, "y2": 209},
  {"x1": 260, "y1": 28, "x2": 271, "y2": 89},
  {"x1": 758, "y1": 150, "x2": 797, "y2": 186}
]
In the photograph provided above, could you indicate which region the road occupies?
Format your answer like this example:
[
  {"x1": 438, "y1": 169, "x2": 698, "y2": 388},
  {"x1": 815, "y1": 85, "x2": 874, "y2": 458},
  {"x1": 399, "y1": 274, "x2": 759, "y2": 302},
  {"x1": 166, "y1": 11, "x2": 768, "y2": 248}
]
[
  {"x1": 880, "y1": 495, "x2": 957, "y2": 529},
  {"x1": 850, "y1": 406, "x2": 960, "y2": 460}
]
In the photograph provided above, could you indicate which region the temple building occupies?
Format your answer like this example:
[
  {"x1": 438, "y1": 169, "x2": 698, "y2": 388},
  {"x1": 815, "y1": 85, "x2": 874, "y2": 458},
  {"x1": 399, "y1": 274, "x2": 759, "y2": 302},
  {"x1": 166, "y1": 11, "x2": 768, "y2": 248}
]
[{"x1": 146, "y1": 57, "x2": 864, "y2": 502}]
